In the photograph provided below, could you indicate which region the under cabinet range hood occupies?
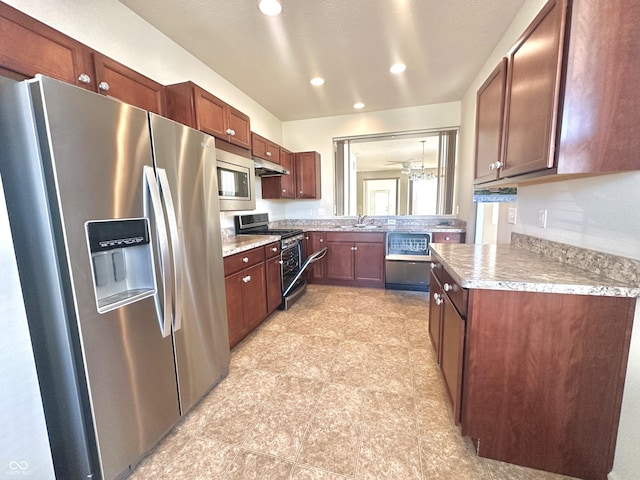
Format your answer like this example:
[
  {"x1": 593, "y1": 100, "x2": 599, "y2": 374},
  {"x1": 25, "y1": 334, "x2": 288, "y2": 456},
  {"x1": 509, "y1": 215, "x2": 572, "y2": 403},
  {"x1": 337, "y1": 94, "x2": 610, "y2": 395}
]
[{"x1": 254, "y1": 157, "x2": 289, "y2": 176}]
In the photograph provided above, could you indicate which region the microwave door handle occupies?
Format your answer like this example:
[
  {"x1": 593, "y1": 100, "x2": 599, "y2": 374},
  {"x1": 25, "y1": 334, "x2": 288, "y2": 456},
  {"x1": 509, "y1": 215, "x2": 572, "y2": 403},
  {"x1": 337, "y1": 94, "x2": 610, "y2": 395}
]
[
  {"x1": 144, "y1": 166, "x2": 172, "y2": 338},
  {"x1": 282, "y1": 247, "x2": 328, "y2": 298},
  {"x1": 157, "y1": 168, "x2": 183, "y2": 332}
]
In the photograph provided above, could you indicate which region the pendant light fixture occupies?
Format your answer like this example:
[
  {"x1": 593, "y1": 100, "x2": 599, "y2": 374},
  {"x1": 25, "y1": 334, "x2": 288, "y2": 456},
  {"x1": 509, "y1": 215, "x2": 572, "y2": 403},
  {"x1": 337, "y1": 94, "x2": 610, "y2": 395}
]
[{"x1": 407, "y1": 140, "x2": 436, "y2": 182}]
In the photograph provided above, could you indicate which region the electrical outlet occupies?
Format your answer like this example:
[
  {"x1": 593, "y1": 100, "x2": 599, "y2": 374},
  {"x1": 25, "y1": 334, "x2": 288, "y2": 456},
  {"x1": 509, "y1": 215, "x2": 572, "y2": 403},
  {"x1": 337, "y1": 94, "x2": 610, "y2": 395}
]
[
  {"x1": 507, "y1": 207, "x2": 517, "y2": 225},
  {"x1": 538, "y1": 209, "x2": 548, "y2": 228},
  {"x1": 387, "y1": 219, "x2": 397, "y2": 225}
]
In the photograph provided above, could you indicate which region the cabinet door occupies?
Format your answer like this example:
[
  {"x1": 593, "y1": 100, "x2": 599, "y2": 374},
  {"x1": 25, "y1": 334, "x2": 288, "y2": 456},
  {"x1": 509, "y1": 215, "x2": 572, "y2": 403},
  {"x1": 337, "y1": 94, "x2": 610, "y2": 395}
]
[
  {"x1": 353, "y1": 242, "x2": 384, "y2": 285},
  {"x1": 193, "y1": 87, "x2": 228, "y2": 139},
  {"x1": 225, "y1": 272, "x2": 246, "y2": 349},
  {"x1": 295, "y1": 151, "x2": 321, "y2": 199},
  {"x1": 251, "y1": 133, "x2": 279, "y2": 163},
  {"x1": 428, "y1": 271, "x2": 444, "y2": 363},
  {"x1": 92, "y1": 52, "x2": 165, "y2": 115},
  {"x1": 326, "y1": 241, "x2": 354, "y2": 281},
  {"x1": 279, "y1": 149, "x2": 295, "y2": 198},
  {"x1": 228, "y1": 106, "x2": 251, "y2": 149},
  {"x1": 241, "y1": 262, "x2": 267, "y2": 331},
  {"x1": 0, "y1": 3, "x2": 94, "y2": 89},
  {"x1": 307, "y1": 232, "x2": 326, "y2": 281},
  {"x1": 474, "y1": 59, "x2": 507, "y2": 184},
  {"x1": 265, "y1": 255, "x2": 282, "y2": 314},
  {"x1": 441, "y1": 295, "x2": 465, "y2": 425},
  {"x1": 501, "y1": 0, "x2": 567, "y2": 178}
]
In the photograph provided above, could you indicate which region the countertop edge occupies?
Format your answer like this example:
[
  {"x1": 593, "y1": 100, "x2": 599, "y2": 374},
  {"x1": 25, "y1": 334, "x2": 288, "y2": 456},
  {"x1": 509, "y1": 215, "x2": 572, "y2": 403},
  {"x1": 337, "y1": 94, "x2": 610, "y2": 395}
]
[{"x1": 222, "y1": 235, "x2": 280, "y2": 257}]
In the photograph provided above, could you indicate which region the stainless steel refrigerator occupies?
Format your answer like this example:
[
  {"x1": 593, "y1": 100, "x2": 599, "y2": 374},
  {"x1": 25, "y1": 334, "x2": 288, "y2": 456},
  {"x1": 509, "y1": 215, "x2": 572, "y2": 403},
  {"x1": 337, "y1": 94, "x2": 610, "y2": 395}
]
[{"x1": 0, "y1": 76, "x2": 230, "y2": 480}]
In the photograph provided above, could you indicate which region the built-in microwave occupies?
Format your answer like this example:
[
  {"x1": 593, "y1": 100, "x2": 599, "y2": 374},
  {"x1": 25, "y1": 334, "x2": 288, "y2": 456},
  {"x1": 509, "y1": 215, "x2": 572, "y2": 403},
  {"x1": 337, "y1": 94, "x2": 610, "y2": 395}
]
[{"x1": 216, "y1": 148, "x2": 256, "y2": 211}]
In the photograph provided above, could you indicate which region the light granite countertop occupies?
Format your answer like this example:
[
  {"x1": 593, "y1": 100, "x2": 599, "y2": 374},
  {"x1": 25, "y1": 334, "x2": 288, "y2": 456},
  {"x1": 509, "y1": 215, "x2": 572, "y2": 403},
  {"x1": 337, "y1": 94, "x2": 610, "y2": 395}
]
[
  {"x1": 222, "y1": 234, "x2": 280, "y2": 257},
  {"x1": 430, "y1": 243, "x2": 640, "y2": 298},
  {"x1": 280, "y1": 224, "x2": 465, "y2": 233}
]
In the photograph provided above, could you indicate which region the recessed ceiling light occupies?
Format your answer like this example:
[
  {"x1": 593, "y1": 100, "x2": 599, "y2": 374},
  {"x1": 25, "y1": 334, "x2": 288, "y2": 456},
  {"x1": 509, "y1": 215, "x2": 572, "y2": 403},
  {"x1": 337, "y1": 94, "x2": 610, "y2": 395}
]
[
  {"x1": 353, "y1": 102, "x2": 365, "y2": 110},
  {"x1": 310, "y1": 77, "x2": 325, "y2": 86},
  {"x1": 390, "y1": 63, "x2": 407, "y2": 74},
  {"x1": 259, "y1": 0, "x2": 282, "y2": 16}
]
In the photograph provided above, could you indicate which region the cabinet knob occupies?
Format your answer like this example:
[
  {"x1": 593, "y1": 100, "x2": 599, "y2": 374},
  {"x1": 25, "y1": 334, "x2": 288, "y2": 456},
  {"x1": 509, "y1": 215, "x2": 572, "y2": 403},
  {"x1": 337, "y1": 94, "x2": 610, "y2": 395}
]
[
  {"x1": 279, "y1": 260, "x2": 283, "y2": 265},
  {"x1": 266, "y1": 151, "x2": 272, "y2": 157},
  {"x1": 271, "y1": 247, "x2": 278, "y2": 252},
  {"x1": 319, "y1": 239, "x2": 323, "y2": 242},
  {"x1": 351, "y1": 246, "x2": 358, "y2": 251},
  {"x1": 77, "y1": 73, "x2": 91, "y2": 84},
  {"x1": 98, "y1": 81, "x2": 110, "y2": 92},
  {"x1": 299, "y1": 191, "x2": 303, "y2": 194},
  {"x1": 495, "y1": 161, "x2": 503, "y2": 169},
  {"x1": 282, "y1": 189, "x2": 286, "y2": 193},
  {"x1": 226, "y1": 128, "x2": 236, "y2": 136},
  {"x1": 443, "y1": 283, "x2": 452, "y2": 292},
  {"x1": 242, "y1": 275, "x2": 251, "y2": 283},
  {"x1": 430, "y1": 262, "x2": 437, "y2": 270},
  {"x1": 305, "y1": 236, "x2": 309, "y2": 240},
  {"x1": 445, "y1": 236, "x2": 450, "y2": 241},
  {"x1": 242, "y1": 257, "x2": 249, "y2": 263},
  {"x1": 434, "y1": 293, "x2": 443, "y2": 305}
]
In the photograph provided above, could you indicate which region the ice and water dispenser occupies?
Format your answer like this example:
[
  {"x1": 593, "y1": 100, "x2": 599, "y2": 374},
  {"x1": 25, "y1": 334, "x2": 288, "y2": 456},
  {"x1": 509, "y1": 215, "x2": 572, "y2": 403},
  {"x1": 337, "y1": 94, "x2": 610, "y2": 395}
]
[{"x1": 86, "y1": 219, "x2": 156, "y2": 313}]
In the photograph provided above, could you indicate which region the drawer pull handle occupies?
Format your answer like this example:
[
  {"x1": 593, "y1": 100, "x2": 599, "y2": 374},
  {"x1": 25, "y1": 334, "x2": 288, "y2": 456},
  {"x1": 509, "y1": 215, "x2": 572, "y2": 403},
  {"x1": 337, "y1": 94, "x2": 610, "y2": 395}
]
[
  {"x1": 242, "y1": 257, "x2": 249, "y2": 263},
  {"x1": 242, "y1": 275, "x2": 251, "y2": 283},
  {"x1": 443, "y1": 283, "x2": 452, "y2": 292}
]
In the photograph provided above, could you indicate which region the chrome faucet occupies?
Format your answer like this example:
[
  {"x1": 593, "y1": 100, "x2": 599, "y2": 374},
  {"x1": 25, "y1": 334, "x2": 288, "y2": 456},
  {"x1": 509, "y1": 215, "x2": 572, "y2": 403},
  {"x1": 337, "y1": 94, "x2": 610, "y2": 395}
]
[{"x1": 357, "y1": 214, "x2": 368, "y2": 225}]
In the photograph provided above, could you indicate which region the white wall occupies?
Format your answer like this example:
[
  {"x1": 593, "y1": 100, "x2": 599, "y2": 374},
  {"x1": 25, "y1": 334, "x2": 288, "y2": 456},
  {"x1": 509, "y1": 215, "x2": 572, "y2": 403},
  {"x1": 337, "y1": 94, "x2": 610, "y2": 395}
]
[
  {"x1": 281, "y1": 102, "x2": 460, "y2": 218},
  {"x1": 4, "y1": 0, "x2": 283, "y2": 141}
]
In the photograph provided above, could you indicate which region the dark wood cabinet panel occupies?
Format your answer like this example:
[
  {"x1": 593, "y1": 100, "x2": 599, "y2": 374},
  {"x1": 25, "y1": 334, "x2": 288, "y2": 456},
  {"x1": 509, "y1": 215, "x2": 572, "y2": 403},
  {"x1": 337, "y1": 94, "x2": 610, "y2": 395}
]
[
  {"x1": 557, "y1": 0, "x2": 640, "y2": 174},
  {"x1": 261, "y1": 147, "x2": 295, "y2": 199},
  {"x1": 441, "y1": 296, "x2": 465, "y2": 425},
  {"x1": 326, "y1": 242, "x2": 354, "y2": 281},
  {"x1": 242, "y1": 262, "x2": 267, "y2": 331},
  {"x1": 474, "y1": 59, "x2": 507, "y2": 184},
  {"x1": 501, "y1": 0, "x2": 567, "y2": 178},
  {"x1": 165, "y1": 81, "x2": 251, "y2": 149},
  {"x1": 431, "y1": 232, "x2": 465, "y2": 244},
  {"x1": 265, "y1": 242, "x2": 282, "y2": 314},
  {"x1": 307, "y1": 232, "x2": 326, "y2": 282},
  {"x1": 428, "y1": 270, "x2": 443, "y2": 362},
  {"x1": 92, "y1": 52, "x2": 165, "y2": 115},
  {"x1": 353, "y1": 242, "x2": 384, "y2": 283},
  {"x1": 225, "y1": 272, "x2": 246, "y2": 349},
  {"x1": 461, "y1": 289, "x2": 635, "y2": 479},
  {"x1": 294, "y1": 151, "x2": 321, "y2": 199},
  {"x1": 251, "y1": 132, "x2": 280, "y2": 163},
  {"x1": 0, "y1": 2, "x2": 94, "y2": 90}
]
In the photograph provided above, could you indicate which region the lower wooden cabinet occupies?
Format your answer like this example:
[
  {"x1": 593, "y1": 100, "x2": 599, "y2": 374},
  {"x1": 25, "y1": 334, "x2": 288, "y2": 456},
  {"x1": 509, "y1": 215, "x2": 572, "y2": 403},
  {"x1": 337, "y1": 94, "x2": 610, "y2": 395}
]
[
  {"x1": 306, "y1": 232, "x2": 326, "y2": 282},
  {"x1": 430, "y1": 258, "x2": 636, "y2": 480},
  {"x1": 265, "y1": 242, "x2": 282, "y2": 314},
  {"x1": 223, "y1": 246, "x2": 268, "y2": 349},
  {"x1": 310, "y1": 232, "x2": 385, "y2": 288}
]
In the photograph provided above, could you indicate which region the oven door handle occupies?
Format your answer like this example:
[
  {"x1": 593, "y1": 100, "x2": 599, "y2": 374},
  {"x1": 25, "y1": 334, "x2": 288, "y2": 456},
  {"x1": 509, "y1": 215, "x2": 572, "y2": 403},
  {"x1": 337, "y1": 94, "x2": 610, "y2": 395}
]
[{"x1": 282, "y1": 247, "x2": 328, "y2": 298}]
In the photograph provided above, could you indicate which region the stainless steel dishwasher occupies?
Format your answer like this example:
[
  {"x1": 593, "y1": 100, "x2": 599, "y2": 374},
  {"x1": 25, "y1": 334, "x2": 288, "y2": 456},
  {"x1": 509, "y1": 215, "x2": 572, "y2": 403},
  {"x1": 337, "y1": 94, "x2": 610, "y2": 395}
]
[{"x1": 385, "y1": 232, "x2": 431, "y2": 291}]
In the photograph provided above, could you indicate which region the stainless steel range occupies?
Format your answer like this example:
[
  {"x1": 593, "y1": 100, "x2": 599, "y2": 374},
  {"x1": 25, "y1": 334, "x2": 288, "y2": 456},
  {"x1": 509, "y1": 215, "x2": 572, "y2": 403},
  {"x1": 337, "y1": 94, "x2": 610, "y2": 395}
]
[{"x1": 234, "y1": 213, "x2": 327, "y2": 309}]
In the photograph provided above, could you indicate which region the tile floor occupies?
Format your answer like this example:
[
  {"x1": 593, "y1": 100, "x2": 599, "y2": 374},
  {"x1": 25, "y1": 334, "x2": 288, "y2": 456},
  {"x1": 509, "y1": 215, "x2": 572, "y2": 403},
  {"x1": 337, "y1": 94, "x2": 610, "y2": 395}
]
[{"x1": 129, "y1": 285, "x2": 575, "y2": 480}]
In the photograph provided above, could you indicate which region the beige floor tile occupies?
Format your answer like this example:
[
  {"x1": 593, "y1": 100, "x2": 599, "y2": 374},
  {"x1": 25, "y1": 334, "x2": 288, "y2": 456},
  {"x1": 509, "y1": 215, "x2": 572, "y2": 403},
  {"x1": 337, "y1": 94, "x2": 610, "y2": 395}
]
[
  {"x1": 225, "y1": 450, "x2": 293, "y2": 479},
  {"x1": 357, "y1": 429, "x2": 423, "y2": 479},
  {"x1": 286, "y1": 310, "x2": 346, "y2": 338},
  {"x1": 329, "y1": 340, "x2": 372, "y2": 387},
  {"x1": 289, "y1": 464, "x2": 354, "y2": 479},
  {"x1": 298, "y1": 416, "x2": 361, "y2": 476},
  {"x1": 197, "y1": 396, "x2": 264, "y2": 446},
  {"x1": 161, "y1": 437, "x2": 240, "y2": 479},
  {"x1": 361, "y1": 390, "x2": 418, "y2": 434},
  {"x1": 313, "y1": 382, "x2": 364, "y2": 424},
  {"x1": 243, "y1": 402, "x2": 313, "y2": 459},
  {"x1": 420, "y1": 428, "x2": 491, "y2": 480}
]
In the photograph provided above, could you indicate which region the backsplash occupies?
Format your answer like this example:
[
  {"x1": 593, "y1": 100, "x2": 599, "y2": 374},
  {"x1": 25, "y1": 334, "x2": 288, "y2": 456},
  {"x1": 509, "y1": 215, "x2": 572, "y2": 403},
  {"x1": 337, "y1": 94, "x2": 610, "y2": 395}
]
[{"x1": 512, "y1": 233, "x2": 640, "y2": 287}]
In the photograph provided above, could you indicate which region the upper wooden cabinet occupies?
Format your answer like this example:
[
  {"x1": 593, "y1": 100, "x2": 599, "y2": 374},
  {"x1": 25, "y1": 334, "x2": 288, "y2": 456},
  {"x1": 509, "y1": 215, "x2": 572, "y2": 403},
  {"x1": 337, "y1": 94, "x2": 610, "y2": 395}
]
[
  {"x1": 164, "y1": 81, "x2": 251, "y2": 149},
  {"x1": 261, "y1": 148, "x2": 296, "y2": 199},
  {"x1": 474, "y1": 59, "x2": 507, "y2": 183},
  {"x1": 294, "y1": 151, "x2": 321, "y2": 199},
  {"x1": 0, "y1": 2, "x2": 94, "y2": 89},
  {"x1": 475, "y1": 0, "x2": 640, "y2": 185},
  {"x1": 92, "y1": 53, "x2": 165, "y2": 115},
  {"x1": 251, "y1": 132, "x2": 280, "y2": 163}
]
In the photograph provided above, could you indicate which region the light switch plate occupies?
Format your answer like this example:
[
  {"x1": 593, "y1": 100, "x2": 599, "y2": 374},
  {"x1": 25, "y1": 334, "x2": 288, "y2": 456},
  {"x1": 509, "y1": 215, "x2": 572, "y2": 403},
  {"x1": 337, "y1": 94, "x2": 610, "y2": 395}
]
[
  {"x1": 538, "y1": 209, "x2": 548, "y2": 228},
  {"x1": 507, "y1": 207, "x2": 517, "y2": 224}
]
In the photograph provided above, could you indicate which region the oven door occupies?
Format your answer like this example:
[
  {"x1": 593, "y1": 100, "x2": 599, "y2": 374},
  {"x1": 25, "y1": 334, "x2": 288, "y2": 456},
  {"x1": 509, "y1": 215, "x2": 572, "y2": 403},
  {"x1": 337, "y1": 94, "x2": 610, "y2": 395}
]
[{"x1": 282, "y1": 247, "x2": 328, "y2": 298}]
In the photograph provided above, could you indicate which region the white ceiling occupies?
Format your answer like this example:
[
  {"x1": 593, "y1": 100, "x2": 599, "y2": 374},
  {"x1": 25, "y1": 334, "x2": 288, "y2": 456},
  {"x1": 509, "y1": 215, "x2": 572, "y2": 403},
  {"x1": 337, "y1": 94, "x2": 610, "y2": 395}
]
[{"x1": 119, "y1": 0, "x2": 526, "y2": 122}]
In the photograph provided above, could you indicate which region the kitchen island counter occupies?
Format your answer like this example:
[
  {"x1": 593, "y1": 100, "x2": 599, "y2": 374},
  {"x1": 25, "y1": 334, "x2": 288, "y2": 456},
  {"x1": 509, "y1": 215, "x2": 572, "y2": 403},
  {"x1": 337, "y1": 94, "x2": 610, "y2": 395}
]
[{"x1": 430, "y1": 242, "x2": 639, "y2": 297}]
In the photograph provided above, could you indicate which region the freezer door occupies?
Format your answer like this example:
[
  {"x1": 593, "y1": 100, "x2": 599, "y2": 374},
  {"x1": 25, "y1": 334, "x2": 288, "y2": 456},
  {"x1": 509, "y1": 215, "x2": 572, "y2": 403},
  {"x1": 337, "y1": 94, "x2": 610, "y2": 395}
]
[
  {"x1": 149, "y1": 113, "x2": 231, "y2": 414},
  {"x1": 0, "y1": 174, "x2": 56, "y2": 480},
  {"x1": 20, "y1": 77, "x2": 180, "y2": 480}
]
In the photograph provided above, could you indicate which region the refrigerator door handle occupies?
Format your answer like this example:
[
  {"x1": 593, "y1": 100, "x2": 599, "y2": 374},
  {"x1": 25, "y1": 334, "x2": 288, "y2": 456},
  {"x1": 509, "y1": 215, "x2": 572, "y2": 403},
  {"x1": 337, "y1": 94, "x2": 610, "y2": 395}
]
[
  {"x1": 143, "y1": 165, "x2": 173, "y2": 338},
  {"x1": 157, "y1": 168, "x2": 183, "y2": 332}
]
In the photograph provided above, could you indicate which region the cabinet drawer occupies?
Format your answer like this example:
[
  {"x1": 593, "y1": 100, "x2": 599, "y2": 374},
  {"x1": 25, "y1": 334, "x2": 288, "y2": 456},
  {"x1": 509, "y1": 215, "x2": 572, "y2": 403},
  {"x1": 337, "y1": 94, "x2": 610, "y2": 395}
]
[
  {"x1": 224, "y1": 247, "x2": 265, "y2": 276},
  {"x1": 265, "y1": 241, "x2": 280, "y2": 259},
  {"x1": 430, "y1": 258, "x2": 444, "y2": 282},
  {"x1": 326, "y1": 232, "x2": 385, "y2": 243},
  {"x1": 432, "y1": 232, "x2": 465, "y2": 243},
  {"x1": 442, "y1": 268, "x2": 468, "y2": 318}
]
